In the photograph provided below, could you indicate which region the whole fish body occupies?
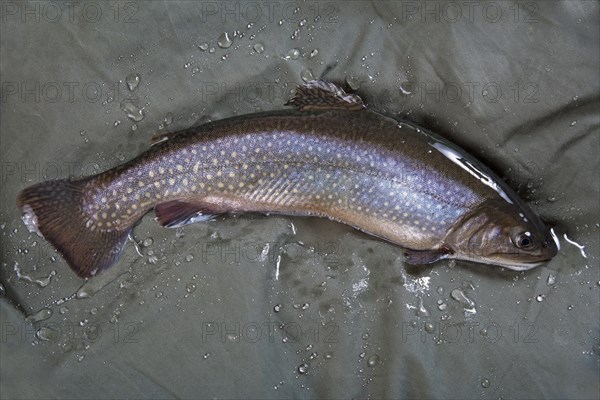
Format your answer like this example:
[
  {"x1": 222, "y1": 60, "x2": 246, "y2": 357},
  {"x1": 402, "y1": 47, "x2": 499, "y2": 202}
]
[{"x1": 17, "y1": 81, "x2": 558, "y2": 277}]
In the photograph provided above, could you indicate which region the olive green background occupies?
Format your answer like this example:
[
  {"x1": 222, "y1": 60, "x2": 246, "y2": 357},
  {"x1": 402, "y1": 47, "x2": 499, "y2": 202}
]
[{"x1": 1, "y1": 1, "x2": 598, "y2": 399}]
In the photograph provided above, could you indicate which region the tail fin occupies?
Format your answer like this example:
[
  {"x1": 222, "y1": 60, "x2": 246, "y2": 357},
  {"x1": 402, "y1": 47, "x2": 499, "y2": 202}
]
[{"x1": 17, "y1": 179, "x2": 131, "y2": 278}]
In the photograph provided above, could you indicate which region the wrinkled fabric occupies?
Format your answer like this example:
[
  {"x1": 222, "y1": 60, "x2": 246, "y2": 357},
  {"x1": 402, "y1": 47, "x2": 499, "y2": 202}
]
[{"x1": 1, "y1": 1, "x2": 598, "y2": 399}]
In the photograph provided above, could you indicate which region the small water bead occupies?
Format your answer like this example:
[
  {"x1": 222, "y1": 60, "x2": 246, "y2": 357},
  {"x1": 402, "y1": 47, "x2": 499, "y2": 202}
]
[
  {"x1": 217, "y1": 32, "x2": 233, "y2": 48},
  {"x1": 198, "y1": 42, "x2": 209, "y2": 51},
  {"x1": 0, "y1": 283, "x2": 4, "y2": 297},
  {"x1": 481, "y1": 378, "x2": 491, "y2": 388},
  {"x1": 324, "y1": 352, "x2": 333, "y2": 359},
  {"x1": 547, "y1": 274, "x2": 556, "y2": 286},
  {"x1": 367, "y1": 355, "x2": 380, "y2": 367},
  {"x1": 301, "y1": 68, "x2": 315, "y2": 83},
  {"x1": 253, "y1": 43, "x2": 265, "y2": 53},
  {"x1": 570, "y1": 120, "x2": 577, "y2": 127},
  {"x1": 125, "y1": 73, "x2": 141, "y2": 91},
  {"x1": 273, "y1": 304, "x2": 282, "y2": 312},
  {"x1": 536, "y1": 294, "x2": 545, "y2": 302},
  {"x1": 425, "y1": 322, "x2": 436, "y2": 333},
  {"x1": 142, "y1": 238, "x2": 154, "y2": 247},
  {"x1": 285, "y1": 48, "x2": 300, "y2": 60},
  {"x1": 185, "y1": 254, "x2": 194, "y2": 262},
  {"x1": 203, "y1": 352, "x2": 210, "y2": 359},
  {"x1": 309, "y1": 49, "x2": 319, "y2": 58},
  {"x1": 186, "y1": 283, "x2": 197, "y2": 293},
  {"x1": 297, "y1": 363, "x2": 309, "y2": 374}
]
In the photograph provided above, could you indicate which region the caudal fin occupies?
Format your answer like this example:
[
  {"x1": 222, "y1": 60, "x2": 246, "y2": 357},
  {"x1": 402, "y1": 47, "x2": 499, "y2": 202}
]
[{"x1": 17, "y1": 179, "x2": 131, "y2": 278}]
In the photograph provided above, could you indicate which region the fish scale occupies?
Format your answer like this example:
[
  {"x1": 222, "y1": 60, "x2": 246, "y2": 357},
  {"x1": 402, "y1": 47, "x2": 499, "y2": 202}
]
[{"x1": 17, "y1": 80, "x2": 557, "y2": 277}]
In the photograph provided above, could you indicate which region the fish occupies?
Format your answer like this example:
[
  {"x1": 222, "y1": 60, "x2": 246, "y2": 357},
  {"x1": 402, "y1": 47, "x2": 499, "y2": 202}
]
[{"x1": 17, "y1": 80, "x2": 558, "y2": 278}]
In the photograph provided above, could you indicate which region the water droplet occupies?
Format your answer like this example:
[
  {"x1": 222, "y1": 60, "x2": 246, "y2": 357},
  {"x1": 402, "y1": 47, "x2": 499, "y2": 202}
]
[
  {"x1": 76, "y1": 354, "x2": 85, "y2": 362},
  {"x1": 36, "y1": 326, "x2": 59, "y2": 341},
  {"x1": 325, "y1": 352, "x2": 333, "y2": 359},
  {"x1": 208, "y1": 47, "x2": 216, "y2": 54},
  {"x1": 125, "y1": 73, "x2": 141, "y2": 91},
  {"x1": 570, "y1": 120, "x2": 577, "y2": 127},
  {"x1": 299, "y1": 19, "x2": 307, "y2": 27},
  {"x1": 567, "y1": 304, "x2": 574, "y2": 310},
  {"x1": 217, "y1": 32, "x2": 233, "y2": 48},
  {"x1": 59, "y1": 306, "x2": 68, "y2": 314},
  {"x1": 547, "y1": 274, "x2": 556, "y2": 286},
  {"x1": 297, "y1": 363, "x2": 309, "y2": 374},
  {"x1": 536, "y1": 294, "x2": 545, "y2": 302},
  {"x1": 285, "y1": 48, "x2": 300, "y2": 60},
  {"x1": 253, "y1": 43, "x2": 264, "y2": 53},
  {"x1": 79, "y1": 130, "x2": 86, "y2": 136},
  {"x1": 186, "y1": 283, "x2": 197, "y2": 293},
  {"x1": 301, "y1": 68, "x2": 315, "y2": 82},
  {"x1": 120, "y1": 100, "x2": 145, "y2": 122},
  {"x1": 451, "y1": 288, "x2": 476, "y2": 309},
  {"x1": 309, "y1": 49, "x2": 319, "y2": 58},
  {"x1": 361, "y1": 333, "x2": 369, "y2": 340},
  {"x1": 424, "y1": 322, "x2": 436, "y2": 333},
  {"x1": 25, "y1": 308, "x2": 53, "y2": 323},
  {"x1": 191, "y1": 66, "x2": 200, "y2": 75},
  {"x1": 198, "y1": 42, "x2": 209, "y2": 51},
  {"x1": 183, "y1": 62, "x2": 192, "y2": 69},
  {"x1": 185, "y1": 254, "x2": 194, "y2": 262},
  {"x1": 0, "y1": 283, "x2": 4, "y2": 297},
  {"x1": 273, "y1": 304, "x2": 282, "y2": 312},
  {"x1": 203, "y1": 352, "x2": 210, "y2": 359},
  {"x1": 164, "y1": 112, "x2": 173, "y2": 126},
  {"x1": 399, "y1": 82, "x2": 412, "y2": 95},
  {"x1": 438, "y1": 303, "x2": 447, "y2": 311},
  {"x1": 131, "y1": 124, "x2": 138, "y2": 132},
  {"x1": 481, "y1": 378, "x2": 491, "y2": 388},
  {"x1": 367, "y1": 354, "x2": 380, "y2": 367},
  {"x1": 142, "y1": 238, "x2": 154, "y2": 247},
  {"x1": 113, "y1": 120, "x2": 121, "y2": 127}
]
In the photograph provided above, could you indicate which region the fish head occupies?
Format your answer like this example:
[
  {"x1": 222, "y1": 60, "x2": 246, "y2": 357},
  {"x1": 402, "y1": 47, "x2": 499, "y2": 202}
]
[{"x1": 445, "y1": 199, "x2": 558, "y2": 270}]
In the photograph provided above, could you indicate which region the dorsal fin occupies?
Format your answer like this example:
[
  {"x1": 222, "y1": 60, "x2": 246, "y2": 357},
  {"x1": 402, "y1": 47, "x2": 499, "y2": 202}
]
[{"x1": 285, "y1": 80, "x2": 366, "y2": 111}]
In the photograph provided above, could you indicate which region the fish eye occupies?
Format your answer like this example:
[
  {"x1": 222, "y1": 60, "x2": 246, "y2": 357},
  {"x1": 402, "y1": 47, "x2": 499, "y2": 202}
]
[{"x1": 513, "y1": 232, "x2": 535, "y2": 249}]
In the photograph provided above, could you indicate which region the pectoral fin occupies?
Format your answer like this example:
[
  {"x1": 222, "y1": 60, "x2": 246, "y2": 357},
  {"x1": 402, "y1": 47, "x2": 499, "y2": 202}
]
[
  {"x1": 285, "y1": 80, "x2": 366, "y2": 111},
  {"x1": 403, "y1": 247, "x2": 453, "y2": 265}
]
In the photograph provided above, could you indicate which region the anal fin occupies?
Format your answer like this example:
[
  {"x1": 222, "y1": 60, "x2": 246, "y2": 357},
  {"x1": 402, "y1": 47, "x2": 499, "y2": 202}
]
[{"x1": 154, "y1": 200, "x2": 220, "y2": 228}]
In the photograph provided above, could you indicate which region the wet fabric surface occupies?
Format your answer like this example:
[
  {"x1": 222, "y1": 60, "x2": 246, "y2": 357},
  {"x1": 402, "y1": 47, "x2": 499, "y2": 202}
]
[{"x1": 1, "y1": 1, "x2": 599, "y2": 399}]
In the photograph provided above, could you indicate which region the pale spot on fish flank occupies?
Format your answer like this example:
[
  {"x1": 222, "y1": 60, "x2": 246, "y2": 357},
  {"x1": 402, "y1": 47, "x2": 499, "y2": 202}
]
[
  {"x1": 206, "y1": 174, "x2": 213, "y2": 180},
  {"x1": 183, "y1": 178, "x2": 188, "y2": 186},
  {"x1": 138, "y1": 181, "x2": 145, "y2": 187},
  {"x1": 149, "y1": 171, "x2": 155, "y2": 178},
  {"x1": 176, "y1": 165, "x2": 184, "y2": 172},
  {"x1": 169, "y1": 178, "x2": 175, "y2": 185},
  {"x1": 159, "y1": 167, "x2": 165, "y2": 174}
]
